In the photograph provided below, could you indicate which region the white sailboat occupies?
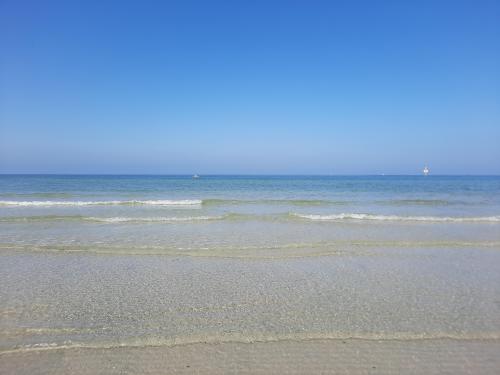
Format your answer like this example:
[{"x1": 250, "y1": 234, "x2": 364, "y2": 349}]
[{"x1": 422, "y1": 166, "x2": 429, "y2": 176}]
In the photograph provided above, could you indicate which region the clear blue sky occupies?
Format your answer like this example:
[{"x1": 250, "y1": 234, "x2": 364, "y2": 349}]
[{"x1": 1, "y1": 0, "x2": 499, "y2": 174}]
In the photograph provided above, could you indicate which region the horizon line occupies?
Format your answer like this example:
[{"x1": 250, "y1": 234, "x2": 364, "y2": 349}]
[{"x1": 1, "y1": 173, "x2": 499, "y2": 177}]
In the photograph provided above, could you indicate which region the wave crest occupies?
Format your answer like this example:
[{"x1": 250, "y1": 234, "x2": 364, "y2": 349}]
[
  {"x1": 292, "y1": 213, "x2": 500, "y2": 222},
  {"x1": 0, "y1": 199, "x2": 202, "y2": 207},
  {"x1": 86, "y1": 216, "x2": 222, "y2": 223}
]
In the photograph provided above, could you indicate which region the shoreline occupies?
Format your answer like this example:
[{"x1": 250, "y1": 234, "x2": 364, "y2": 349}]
[
  {"x1": 3, "y1": 334, "x2": 500, "y2": 356},
  {"x1": 2, "y1": 338, "x2": 499, "y2": 374}
]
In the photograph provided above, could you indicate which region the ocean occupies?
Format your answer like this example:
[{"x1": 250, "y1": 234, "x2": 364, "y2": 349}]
[{"x1": 1, "y1": 175, "x2": 500, "y2": 355}]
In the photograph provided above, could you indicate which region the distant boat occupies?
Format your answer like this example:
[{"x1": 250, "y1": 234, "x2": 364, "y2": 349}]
[
  {"x1": 422, "y1": 166, "x2": 429, "y2": 176},
  {"x1": 192, "y1": 174, "x2": 200, "y2": 179}
]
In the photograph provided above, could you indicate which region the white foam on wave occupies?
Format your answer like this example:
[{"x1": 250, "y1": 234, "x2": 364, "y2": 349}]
[
  {"x1": 292, "y1": 213, "x2": 500, "y2": 223},
  {"x1": 86, "y1": 216, "x2": 222, "y2": 223},
  {"x1": 0, "y1": 199, "x2": 203, "y2": 207}
]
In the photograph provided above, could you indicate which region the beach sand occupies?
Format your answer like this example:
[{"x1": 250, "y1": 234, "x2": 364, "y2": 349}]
[{"x1": 2, "y1": 339, "x2": 500, "y2": 374}]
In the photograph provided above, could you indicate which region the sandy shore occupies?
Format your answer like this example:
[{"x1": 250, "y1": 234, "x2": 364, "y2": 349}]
[
  {"x1": 2, "y1": 248, "x2": 500, "y2": 374},
  {"x1": 1, "y1": 339, "x2": 499, "y2": 374}
]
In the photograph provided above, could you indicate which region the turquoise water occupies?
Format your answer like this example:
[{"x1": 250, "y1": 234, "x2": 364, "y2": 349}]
[
  {"x1": 1, "y1": 175, "x2": 499, "y2": 211},
  {"x1": 1, "y1": 175, "x2": 499, "y2": 254},
  {"x1": 1, "y1": 175, "x2": 500, "y2": 353}
]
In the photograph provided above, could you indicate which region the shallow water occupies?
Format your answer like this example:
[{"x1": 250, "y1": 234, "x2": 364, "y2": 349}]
[{"x1": 1, "y1": 175, "x2": 499, "y2": 353}]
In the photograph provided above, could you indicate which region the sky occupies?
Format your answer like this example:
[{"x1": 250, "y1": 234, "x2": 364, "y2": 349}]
[{"x1": 0, "y1": 0, "x2": 499, "y2": 174}]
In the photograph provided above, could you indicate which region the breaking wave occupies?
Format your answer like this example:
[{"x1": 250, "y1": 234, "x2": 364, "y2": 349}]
[
  {"x1": 0, "y1": 198, "x2": 480, "y2": 208},
  {"x1": 0, "y1": 199, "x2": 202, "y2": 207},
  {"x1": 2, "y1": 212, "x2": 500, "y2": 224},
  {"x1": 86, "y1": 216, "x2": 222, "y2": 223},
  {"x1": 292, "y1": 213, "x2": 500, "y2": 222},
  {"x1": 0, "y1": 215, "x2": 224, "y2": 223}
]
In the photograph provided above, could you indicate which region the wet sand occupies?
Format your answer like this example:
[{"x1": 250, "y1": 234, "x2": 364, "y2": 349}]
[{"x1": 2, "y1": 339, "x2": 500, "y2": 374}]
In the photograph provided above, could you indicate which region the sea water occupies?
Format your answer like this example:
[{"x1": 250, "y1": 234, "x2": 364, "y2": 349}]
[{"x1": 1, "y1": 175, "x2": 500, "y2": 352}]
